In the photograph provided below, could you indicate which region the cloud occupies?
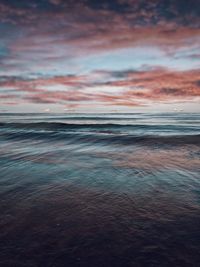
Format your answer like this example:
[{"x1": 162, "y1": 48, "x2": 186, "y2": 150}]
[
  {"x1": 0, "y1": 1, "x2": 199, "y2": 110},
  {"x1": 49, "y1": 0, "x2": 63, "y2": 5},
  {"x1": 105, "y1": 67, "x2": 200, "y2": 102},
  {"x1": 0, "y1": 67, "x2": 199, "y2": 107},
  {"x1": 0, "y1": 0, "x2": 199, "y2": 70}
]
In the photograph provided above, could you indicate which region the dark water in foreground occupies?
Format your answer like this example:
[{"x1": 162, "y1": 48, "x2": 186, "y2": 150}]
[{"x1": 0, "y1": 113, "x2": 200, "y2": 267}]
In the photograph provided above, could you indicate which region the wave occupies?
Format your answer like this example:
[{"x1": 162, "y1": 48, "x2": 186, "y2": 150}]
[
  {"x1": 0, "y1": 122, "x2": 143, "y2": 129},
  {"x1": 0, "y1": 121, "x2": 199, "y2": 131},
  {"x1": 1, "y1": 128, "x2": 200, "y2": 147}
]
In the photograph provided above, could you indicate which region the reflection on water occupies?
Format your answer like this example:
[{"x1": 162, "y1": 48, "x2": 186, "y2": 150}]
[{"x1": 0, "y1": 113, "x2": 200, "y2": 266}]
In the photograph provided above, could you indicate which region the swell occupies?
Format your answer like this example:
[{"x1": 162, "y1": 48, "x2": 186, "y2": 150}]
[
  {"x1": 0, "y1": 129, "x2": 200, "y2": 146},
  {"x1": 0, "y1": 121, "x2": 199, "y2": 132}
]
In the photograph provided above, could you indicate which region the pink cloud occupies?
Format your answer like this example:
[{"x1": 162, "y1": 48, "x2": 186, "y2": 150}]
[{"x1": 0, "y1": 67, "x2": 199, "y2": 107}]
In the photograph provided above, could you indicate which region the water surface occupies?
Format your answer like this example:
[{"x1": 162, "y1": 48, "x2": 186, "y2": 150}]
[{"x1": 0, "y1": 113, "x2": 200, "y2": 267}]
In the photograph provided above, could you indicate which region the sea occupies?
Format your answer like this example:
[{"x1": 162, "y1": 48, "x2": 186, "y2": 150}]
[{"x1": 0, "y1": 112, "x2": 200, "y2": 267}]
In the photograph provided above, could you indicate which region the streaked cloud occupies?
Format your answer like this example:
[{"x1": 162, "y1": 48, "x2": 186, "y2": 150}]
[
  {"x1": 0, "y1": 67, "x2": 199, "y2": 108},
  {"x1": 0, "y1": 0, "x2": 199, "y2": 111}
]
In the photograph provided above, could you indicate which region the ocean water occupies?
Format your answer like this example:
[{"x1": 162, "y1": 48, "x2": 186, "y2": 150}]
[{"x1": 0, "y1": 113, "x2": 200, "y2": 267}]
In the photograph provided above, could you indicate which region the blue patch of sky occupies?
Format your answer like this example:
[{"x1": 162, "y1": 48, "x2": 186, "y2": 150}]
[{"x1": 76, "y1": 46, "x2": 200, "y2": 74}]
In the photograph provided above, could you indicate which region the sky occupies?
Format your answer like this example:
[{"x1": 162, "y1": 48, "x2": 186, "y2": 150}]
[{"x1": 0, "y1": 0, "x2": 199, "y2": 113}]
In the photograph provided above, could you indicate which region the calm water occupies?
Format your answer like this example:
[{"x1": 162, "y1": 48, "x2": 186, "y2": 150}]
[{"x1": 0, "y1": 113, "x2": 200, "y2": 267}]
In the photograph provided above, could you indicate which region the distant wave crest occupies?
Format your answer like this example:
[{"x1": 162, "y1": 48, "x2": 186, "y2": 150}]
[{"x1": 0, "y1": 121, "x2": 200, "y2": 146}]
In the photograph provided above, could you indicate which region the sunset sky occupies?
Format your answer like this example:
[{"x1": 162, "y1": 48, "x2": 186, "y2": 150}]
[{"x1": 0, "y1": 0, "x2": 199, "y2": 113}]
